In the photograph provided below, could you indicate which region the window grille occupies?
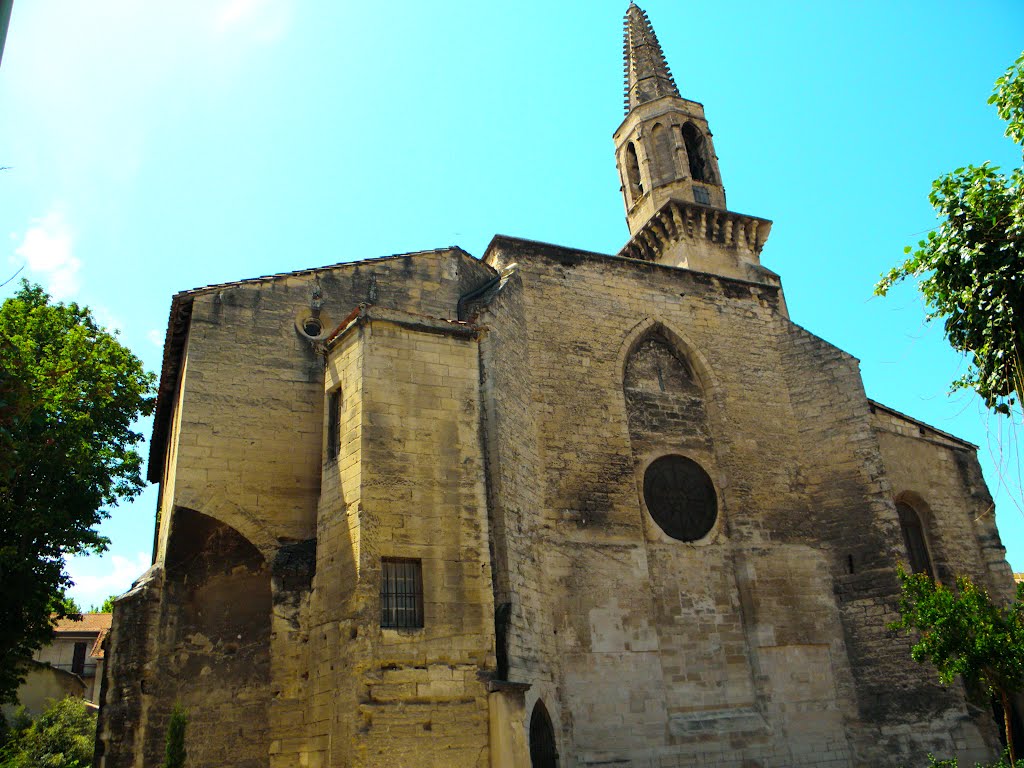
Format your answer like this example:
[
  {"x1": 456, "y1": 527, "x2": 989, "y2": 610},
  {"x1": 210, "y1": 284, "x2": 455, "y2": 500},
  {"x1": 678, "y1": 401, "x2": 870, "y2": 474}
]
[
  {"x1": 381, "y1": 558, "x2": 423, "y2": 629},
  {"x1": 326, "y1": 389, "x2": 341, "y2": 461},
  {"x1": 693, "y1": 186, "x2": 710, "y2": 205}
]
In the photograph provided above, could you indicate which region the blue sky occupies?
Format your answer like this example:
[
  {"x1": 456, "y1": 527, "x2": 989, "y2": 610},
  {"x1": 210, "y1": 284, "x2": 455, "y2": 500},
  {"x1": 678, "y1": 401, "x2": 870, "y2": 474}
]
[{"x1": 1, "y1": 1, "x2": 1022, "y2": 609}]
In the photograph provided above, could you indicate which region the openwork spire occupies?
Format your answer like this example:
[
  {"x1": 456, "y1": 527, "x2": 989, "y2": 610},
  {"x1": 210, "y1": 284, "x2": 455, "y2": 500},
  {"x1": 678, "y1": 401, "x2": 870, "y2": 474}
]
[{"x1": 623, "y1": 3, "x2": 680, "y2": 113}]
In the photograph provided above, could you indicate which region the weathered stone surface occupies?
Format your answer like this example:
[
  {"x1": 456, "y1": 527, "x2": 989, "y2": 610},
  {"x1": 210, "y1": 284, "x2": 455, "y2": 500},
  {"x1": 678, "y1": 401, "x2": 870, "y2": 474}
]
[{"x1": 95, "y1": 6, "x2": 1014, "y2": 768}]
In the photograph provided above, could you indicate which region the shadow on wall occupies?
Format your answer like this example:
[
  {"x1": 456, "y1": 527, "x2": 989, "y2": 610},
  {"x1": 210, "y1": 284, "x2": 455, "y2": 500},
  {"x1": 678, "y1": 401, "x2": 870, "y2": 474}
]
[{"x1": 151, "y1": 508, "x2": 272, "y2": 768}]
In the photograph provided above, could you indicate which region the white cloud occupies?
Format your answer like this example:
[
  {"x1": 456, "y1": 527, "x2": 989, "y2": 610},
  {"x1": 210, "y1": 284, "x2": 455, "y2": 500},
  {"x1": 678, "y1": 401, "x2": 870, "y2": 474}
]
[
  {"x1": 13, "y1": 212, "x2": 80, "y2": 299},
  {"x1": 92, "y1": 305, "x2": 124, "y2": 336},
  {"x1": 66, "y1": 551, "x2": 151, "y2": 611},
  {"x1": 214, "y1": 0, "x2": 293, "y2": 42},
  {"x1": 147, "y1": 329, "x2": 165, "y2": 348}
]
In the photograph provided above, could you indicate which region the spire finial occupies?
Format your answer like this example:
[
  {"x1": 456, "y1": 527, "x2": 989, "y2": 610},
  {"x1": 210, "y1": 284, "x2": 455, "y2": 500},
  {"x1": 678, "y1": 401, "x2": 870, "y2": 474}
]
[{"x1": 623, "y1": 4, "x2": 680, "y2": 114}]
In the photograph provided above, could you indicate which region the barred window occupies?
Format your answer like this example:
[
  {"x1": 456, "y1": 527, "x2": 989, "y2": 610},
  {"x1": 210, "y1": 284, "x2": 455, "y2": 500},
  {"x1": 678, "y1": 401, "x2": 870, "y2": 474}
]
[
  {"x1": 381, "y1": 558, "x2": 423, "y2": 629},
  {"x1": 326, "y1": 389, "x2": 341, "y2": 461}
]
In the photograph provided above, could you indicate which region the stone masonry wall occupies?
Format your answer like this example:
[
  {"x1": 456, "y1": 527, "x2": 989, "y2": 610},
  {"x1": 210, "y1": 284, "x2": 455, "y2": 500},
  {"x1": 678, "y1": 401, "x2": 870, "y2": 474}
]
[
  {"x1": 773, "y1": 323, "x2": 993, "y2": 763},
  {"x1": 100, "y1": 250, "x2": 496, "y2": 767},
  {"x1": 471, "y1": 271, "x2": 557, "y2": 699},
  {"x1": 871, "y1": 407, "x2": 1014, "y2": 601},
  {"x1": 481, "y1": 235, "x2": 1005, "y2": 767},
  {"x1": 317, "y1": 313, "x2": 495, "y2": 767}
]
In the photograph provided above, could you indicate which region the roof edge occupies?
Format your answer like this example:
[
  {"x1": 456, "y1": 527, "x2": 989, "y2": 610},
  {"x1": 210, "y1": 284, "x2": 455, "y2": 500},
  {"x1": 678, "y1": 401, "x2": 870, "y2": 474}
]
[
  {"x1": 868, "y1": 399, "x2": 978, "y2": 450},
  {"x1": 147, "y1": 246, "x2": 482, "y2": 484},
  {"x1": 172, "y1": 246, "x2": 478, "y2": 300}
]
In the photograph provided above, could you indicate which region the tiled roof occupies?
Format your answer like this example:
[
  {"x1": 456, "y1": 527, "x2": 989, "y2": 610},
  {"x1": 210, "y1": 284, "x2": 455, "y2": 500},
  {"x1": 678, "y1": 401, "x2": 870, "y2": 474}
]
[{"x1": 53, "y1": 613, "x2": 113, "y2": 634}]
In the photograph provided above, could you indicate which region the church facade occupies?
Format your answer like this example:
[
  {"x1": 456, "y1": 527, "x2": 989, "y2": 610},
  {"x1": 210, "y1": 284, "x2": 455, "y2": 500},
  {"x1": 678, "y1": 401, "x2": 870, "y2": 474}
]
[{"x1": 96, "y1": 5, "x2": 1015, "y2": 767}]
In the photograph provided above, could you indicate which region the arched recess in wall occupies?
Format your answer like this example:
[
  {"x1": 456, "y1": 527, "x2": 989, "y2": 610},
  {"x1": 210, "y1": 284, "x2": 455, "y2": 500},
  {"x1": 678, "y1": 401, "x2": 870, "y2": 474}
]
[
  {"x1": 160, "y1": 507, "x2": 272, "y2": 767},
  {"x1": 625, "y1": 142, "x2": 644, "y2": 202},
  {"x1": 650, "y1": 122, "x2": 675, "y2": 186},
  {"x1": 620, "y1": 321, "x2": 720, "y2": 541},
  {"x1": 170, "y1": 488, "x2": 278, "y2": 561},
  {"x1": 617, "y1": 318, "x2": 719, "y2": 398},
  {"x1": 529, "y1": 700, "x2": 558, "y2": 768},
  {"x1": 682, "y1": 122, "x2": 713, "y2": 184},
  {"x1": 893, "y1": 495, "x2": 935, "y2": 579}
]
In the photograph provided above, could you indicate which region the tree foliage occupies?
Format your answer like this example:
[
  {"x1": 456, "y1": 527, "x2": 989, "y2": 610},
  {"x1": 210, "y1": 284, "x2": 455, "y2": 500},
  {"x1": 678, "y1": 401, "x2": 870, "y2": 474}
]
[
  {"x1": 875, "y1": 52, "x2": 1024, "y2": 416},
  {"x1": 923, "y1": 755, "x2": 1012, "y2": 768},
  {"x1": 891, "y1": 568, "x2": 1024, "y2": 764},
  {"x1": 0, "y1": 281, "x2": 154, "y2": 703},
  {"x1": 52, "y1": 593, "x2": 82, "y2": 618},
  {"x1": 87, "y1": 595, "x2": 116, "y2": 614},
  {"x1": 0, "y1": 697, "x2": 97, "y2": 768}
]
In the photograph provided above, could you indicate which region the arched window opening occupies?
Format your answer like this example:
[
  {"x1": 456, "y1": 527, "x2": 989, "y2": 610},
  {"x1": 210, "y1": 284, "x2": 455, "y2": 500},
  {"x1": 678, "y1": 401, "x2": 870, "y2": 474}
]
[
  {"x1": 529, "y1": 700, "x2": 558, "y2": 768},
  {"x1": 651, "y1": 123, "x2": 675, "y2": 185},
  {"x1": 625, "y1": 142, "x2": 643, "y2": 201},
  {"x1": 896, "y1": 501, "x2": 934, "y2": 579},
  {"x1": 682, "y1": 122, "x2": 710, "y2": 183}
]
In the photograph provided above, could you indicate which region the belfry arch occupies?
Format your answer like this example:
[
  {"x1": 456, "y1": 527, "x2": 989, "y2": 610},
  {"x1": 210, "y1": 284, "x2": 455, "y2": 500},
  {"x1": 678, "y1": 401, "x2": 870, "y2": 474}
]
[
  {"x1": 624, "y1": 142, "x2": 644, "y2": 202},
  {"x1": 682, "y1": 122, "x2": 712, "y2": 184}
]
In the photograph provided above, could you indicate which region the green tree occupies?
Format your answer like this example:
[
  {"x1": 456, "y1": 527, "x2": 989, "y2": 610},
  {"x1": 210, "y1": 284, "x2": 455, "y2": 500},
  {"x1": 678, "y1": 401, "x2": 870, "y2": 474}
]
[
  {"x1": 163, "y1": 704, "x2": 188, "y2": 768},
  {"x1": 86, "y1": 595, "x2": 116, "y2": 614},
  {"x1": 875, "y1": 52, "x2": 1024, "y2": 416},
  {"x1": 52, "y1": 593, "x2": 82, "y2": 618},
  {"x1": 0, "y1": 696, "x2": 97, "y2": 768},
  {"x1": 891, "y1": 568, "x2": 1024, "y2": 765},
  {"x1": 0, "y1": 281, "x2": 155, "y2": 704}
]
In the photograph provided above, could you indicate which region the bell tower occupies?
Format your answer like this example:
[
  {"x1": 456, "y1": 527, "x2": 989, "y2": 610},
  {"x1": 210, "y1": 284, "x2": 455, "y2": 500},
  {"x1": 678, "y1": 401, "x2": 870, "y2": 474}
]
[{"x1": 614, "y1": 3, "x2": 774, "y2": 284}]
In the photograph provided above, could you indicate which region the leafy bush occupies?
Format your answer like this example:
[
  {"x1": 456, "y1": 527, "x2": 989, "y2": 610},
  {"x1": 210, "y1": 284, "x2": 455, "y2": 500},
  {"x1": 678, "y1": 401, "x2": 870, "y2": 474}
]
[
  {"x1": 921, "y1": 755, "x2": 1012, "y2": 768},
  {"x1": 0, "y1": 697, "x2": 96, "y2": 767}
]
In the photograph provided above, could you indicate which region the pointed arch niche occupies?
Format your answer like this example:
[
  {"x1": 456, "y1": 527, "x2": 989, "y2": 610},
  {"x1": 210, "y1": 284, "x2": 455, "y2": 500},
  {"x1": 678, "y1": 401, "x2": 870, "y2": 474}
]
[
  {"x1": 159, "y1": 507, "x2": 272, "y2": 766},
  {"x1": 650, "y1": 122, "x2": 676, "y2": 186},
  {"x1": 618, "y1": 320, "x2": 723, "y2": 544},
  {"x1": 621, "y1": 323, "x2": 713, "y2": 453}
]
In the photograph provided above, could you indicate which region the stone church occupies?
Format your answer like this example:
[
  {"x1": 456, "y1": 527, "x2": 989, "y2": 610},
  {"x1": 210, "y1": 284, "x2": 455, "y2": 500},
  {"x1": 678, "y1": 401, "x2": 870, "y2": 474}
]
[{"x1": 96, "y1": 5, "x2": 1016, "y2": 767}]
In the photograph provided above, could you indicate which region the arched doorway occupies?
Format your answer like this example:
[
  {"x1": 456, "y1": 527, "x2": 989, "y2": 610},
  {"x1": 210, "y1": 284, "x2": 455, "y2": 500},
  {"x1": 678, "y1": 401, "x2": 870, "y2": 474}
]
[{"x1": 529, "y1": 700, "x2": 558, "y2": 768}]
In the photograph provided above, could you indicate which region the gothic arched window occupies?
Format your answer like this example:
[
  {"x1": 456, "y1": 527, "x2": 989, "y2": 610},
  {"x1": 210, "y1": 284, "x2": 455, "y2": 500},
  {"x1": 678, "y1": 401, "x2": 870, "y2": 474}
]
[
  {"x1": 625, "y1": 142, "x2": 643, "y2": 201},
  {"x1": 896, "y1": 501, "x2": 934, "y2": 579},
  {"x1": 682, "y1": 122, "x2": 710, "y2": 183}
]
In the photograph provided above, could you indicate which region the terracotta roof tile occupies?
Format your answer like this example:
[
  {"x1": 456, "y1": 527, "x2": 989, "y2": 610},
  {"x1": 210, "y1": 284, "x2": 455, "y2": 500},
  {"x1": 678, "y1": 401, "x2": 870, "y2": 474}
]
[{"x1": 53, "y1": 613, "x2": 113, "y2": 633}]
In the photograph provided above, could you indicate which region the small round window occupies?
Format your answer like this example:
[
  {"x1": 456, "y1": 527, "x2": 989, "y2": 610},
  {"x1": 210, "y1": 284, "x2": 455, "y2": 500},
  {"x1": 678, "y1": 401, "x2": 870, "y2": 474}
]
[
  {"x1": 642, "y1": 455, "x2": 717, "y2": 542},
  {"x1": 301, "y1": 317, "x2": 323, "y2": 338}
]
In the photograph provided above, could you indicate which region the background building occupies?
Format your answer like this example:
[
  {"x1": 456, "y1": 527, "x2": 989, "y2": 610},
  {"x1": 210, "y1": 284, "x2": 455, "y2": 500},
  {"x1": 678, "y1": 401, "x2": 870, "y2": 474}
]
[{"x1": 4, "y1": 613, "x2": 111, "y2": 718}]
